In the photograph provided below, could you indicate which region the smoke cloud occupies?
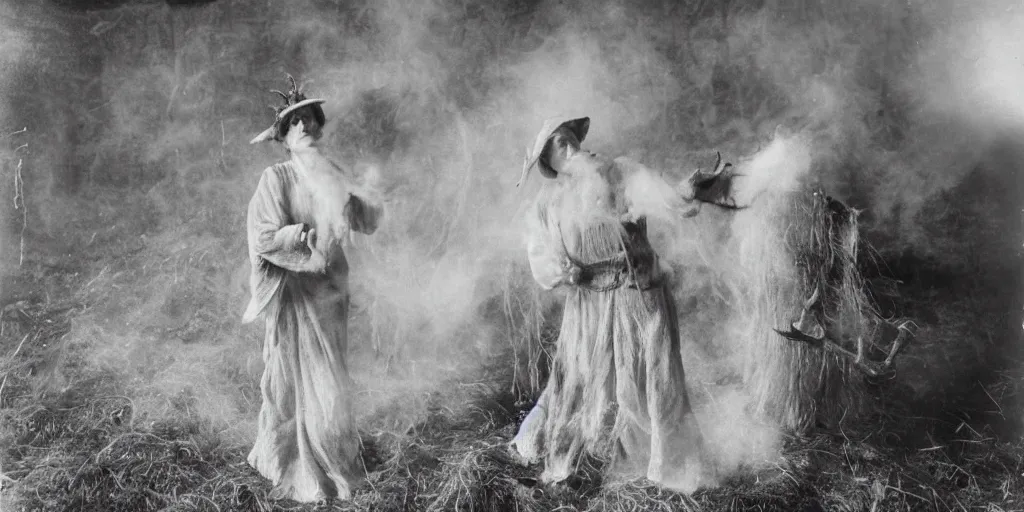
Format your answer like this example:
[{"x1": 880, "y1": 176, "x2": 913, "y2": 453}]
[{"x1": 3, "y1": 0, "x2": 1021, "y2": 484}]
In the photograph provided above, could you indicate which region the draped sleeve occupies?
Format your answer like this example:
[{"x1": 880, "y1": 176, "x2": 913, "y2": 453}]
[
  {"x1": 616, "y1": 155, "x2": 742, "y2": 214},
  {"x1": 525, "y1": 192, "x2": 569, "y2": 290},
  {"x1": 615, "y1": 157, "x2": 701, "y2": 219},
  {"x1": 242, "y1": 164, "x2": 323, "y2": 323}
]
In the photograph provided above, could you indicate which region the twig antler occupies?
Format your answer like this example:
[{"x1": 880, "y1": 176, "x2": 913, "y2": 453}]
[
  {"x1": 688, "y1": 151, "x2": 731, "y2": 183},
  {"x1": 269, "y1": 89, "x2": 289, "y2": 105},
  {"x1": 774, "y1": 279, "x2": 916, "y2": 378},
  {"x1": 267, "y1": 74, "x2": 306, "y2": 114},
  {"x1": 269, "y1": 74, "x2": 303, "y2": 103},
  {"x1": 774, "y1": 320, "x2": 915, "y2": 378},
  {"x1": 287, "y1": 73, "x2": 298, "y2": 95},
  {"x1": 710, "y1": 151, "x2": 729, "y2": 177}
]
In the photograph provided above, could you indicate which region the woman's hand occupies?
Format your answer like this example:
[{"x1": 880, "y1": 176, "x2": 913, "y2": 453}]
[
  {"x1": 680, "y1": 152, "x2": 746, "y2": 212},
  {"x1": 302, "y1": 228, "x2": 328, "y2": 274},
  {"x1": 561, "y1": 256, "x2": 582, "y2": 286}
]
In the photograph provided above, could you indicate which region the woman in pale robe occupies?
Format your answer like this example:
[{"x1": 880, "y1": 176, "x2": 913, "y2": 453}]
[
  {"x1": 242, "y1": 85, "x2": 381, "y2": 502},
  {"x1": 510, "y1": 117, "x2": 741, "y2": 492}
]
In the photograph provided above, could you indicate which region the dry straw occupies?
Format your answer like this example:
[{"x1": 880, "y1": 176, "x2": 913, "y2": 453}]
[{"x1": 735, "y1": 189, "x2": 873, "y2": 432}]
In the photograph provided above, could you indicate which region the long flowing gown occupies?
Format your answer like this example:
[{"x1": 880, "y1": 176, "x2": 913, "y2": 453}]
[
  {"x1": 511, "y1": 154, "x2": 710, "y2": 492},
  {"x1": 242, "y1": 154, "x2": 380, "y2": 502}
]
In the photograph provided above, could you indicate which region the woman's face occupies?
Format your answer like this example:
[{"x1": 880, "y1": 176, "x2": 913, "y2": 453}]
[
  {"x1": 282, "y1": 106, "x2": 322, "y2": 149},
  {"x1": 538, "y1": 128, "x2": 582, "y2": 178}
]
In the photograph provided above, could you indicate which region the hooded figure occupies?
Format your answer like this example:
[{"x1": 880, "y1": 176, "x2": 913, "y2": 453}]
[
  {"x1": 243, "y1": 76, "x2": 382, "y2": 502},
  {"x1": 510, "y1": 116, "x2": 742, "y2": 492}
]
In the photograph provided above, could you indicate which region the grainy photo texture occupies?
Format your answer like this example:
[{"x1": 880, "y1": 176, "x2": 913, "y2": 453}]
[{"x1": 0, "y1": 0, "x2": 1022, "y2": 511}]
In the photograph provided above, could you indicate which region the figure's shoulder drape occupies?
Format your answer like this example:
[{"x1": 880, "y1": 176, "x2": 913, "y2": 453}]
[
  {"x1": 242, "y1": 164, "x2": 294, "y2": 323},
  {"x1": 524, "y1": 185, "x2": 572, "y2": 290}
]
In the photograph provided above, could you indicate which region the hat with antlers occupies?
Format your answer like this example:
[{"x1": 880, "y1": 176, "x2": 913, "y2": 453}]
[{"x1": 250, "y1": 74, "x2": 326, "y2": 144}]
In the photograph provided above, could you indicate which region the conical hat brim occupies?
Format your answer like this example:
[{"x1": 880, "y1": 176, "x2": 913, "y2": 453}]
[
  {"x1": 517, "y1": 116, "x2": 589, "y2": 187},
  {"x1": 249, "y1": 126, "x2": 277, "y2": 145}
]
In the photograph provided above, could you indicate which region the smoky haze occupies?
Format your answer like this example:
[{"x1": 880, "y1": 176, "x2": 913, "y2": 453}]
[{"x1": 3, "y1": 0, "x2": 1021, "y2": 486}]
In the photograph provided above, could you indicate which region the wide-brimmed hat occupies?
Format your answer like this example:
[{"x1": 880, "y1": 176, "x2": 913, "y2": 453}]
[
  {"x1": 250, "y1": 75, "x2": 326, "y2": 144},
  {"x1": 517, "y1": 116, "x2": 590, "y2": 187}
]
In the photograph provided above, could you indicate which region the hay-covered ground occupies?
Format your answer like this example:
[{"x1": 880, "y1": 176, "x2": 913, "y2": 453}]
[{"x1": 1, "y1": 216, "x2": 1022, "y2": 511}]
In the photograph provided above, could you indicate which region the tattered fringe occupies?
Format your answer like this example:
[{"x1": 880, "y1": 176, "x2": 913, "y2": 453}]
[{"x1": 500, "y1": 263, "x2": 558, "y2": 397}]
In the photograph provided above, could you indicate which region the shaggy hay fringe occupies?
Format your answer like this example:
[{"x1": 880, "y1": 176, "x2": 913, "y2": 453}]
[
  {"x1": 499, "y1": 265, "x2": 559, "y2": 397},
  {"x1": 735, "y1": 189, "x2": 877, "y2": 432}
]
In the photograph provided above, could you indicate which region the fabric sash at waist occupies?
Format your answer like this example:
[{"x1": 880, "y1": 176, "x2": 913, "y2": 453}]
[{"x1": 572, "y1": 248, "x2": 661, "y2": 292}]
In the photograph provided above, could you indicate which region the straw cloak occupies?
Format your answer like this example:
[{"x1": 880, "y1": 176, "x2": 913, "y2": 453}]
[
  {"x1": 242, "y1": 157, "x2": 381, "y2": 502},
  {"x1": 510, "y1": 149, "x2": 710, "y2": 491}
]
